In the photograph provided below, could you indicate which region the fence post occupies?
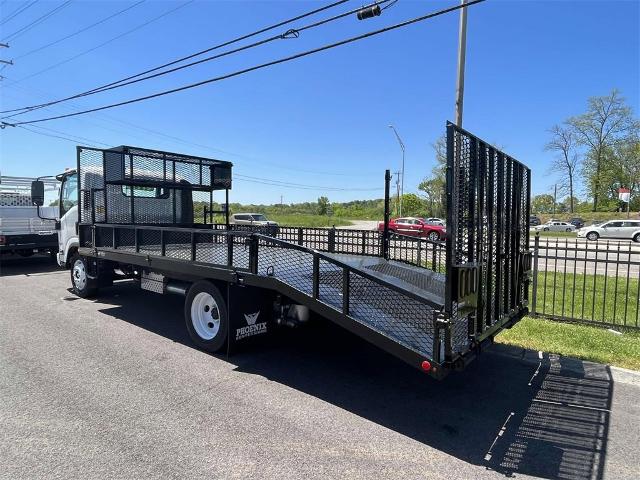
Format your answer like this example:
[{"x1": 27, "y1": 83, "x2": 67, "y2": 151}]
[
  {"x1": 328, "y1": 227, "x2": 336, "y2": 253},
  {"x1": 297, "y1": 227, "x2": 303, "y2": 246},
  {"x1": 531, "y1": 234, "x2": 539, "y2": 314}
]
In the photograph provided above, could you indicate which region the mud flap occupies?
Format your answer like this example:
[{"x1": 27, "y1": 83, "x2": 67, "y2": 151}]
[{"x1": 226, "y1": 283, "x2": 275, "y2": 355}]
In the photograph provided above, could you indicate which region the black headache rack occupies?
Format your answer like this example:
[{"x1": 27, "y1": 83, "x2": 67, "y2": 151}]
[{"x1": 76, "y1": 124, "x2": 531, "y2": 378}]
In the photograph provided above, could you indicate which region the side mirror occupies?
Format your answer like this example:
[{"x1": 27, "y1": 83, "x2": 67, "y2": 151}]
[{"x1": 31, "y1": 180, "x2": 45, "y2": 206}]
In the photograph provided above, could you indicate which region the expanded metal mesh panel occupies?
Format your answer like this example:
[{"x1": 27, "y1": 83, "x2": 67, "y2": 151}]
[
  {"x1": 317, "y1": 259, "x2": 343, "y2": 309},
  {"x1": 194, "y1": 231, "x2": 228, "y2": 266},
  {"x1": 95, "y1": 225, "x2": 113, "y2": 248},
  {"x1": 446, "y1": 123, "x2": 531, "y2": 343},
  {"x1": 103, "y1": 146, "x2": 231, "y2": 190},
  {"x1": 256, "y1": 242, "x2": 314, "y2": 295},
  {"x1": 79, "y1": 145, "x2": 231, "y2": 230},
  {"x1": 164, "y1": 230, "x2": 191, "y2": 260},
  {"x1": 116, "y1": 228, "x2": 136, "y2": 252},
  {"x1": 348, "y1": 271, "x2": 435, "y2": 357},
  {"x1": 139, "y1": 229, "x2": 161, "y2": 255},
  {"x1": 79, "y1": 148, "x2": 105, "y2": 224}
]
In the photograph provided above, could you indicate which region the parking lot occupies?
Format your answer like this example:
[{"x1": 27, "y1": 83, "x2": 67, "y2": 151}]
[{"x1": 1, "y1": 256, "x2": 640, "y2": 480}]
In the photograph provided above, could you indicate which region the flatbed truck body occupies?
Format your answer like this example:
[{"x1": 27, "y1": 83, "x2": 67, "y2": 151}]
[
  {"x1": 0, "y1": 176, "x2": 58, "y2": 257},
  {"x1": 40, "y1": 123, "x2": 531, "y2": 379}
]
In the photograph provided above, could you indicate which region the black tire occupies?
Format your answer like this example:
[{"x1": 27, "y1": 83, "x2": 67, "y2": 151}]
[
  {"x1": 543, "y1": 227, "x2": 549, "y2": 231},
  {"x1": 70, "y1": 254, "x2": 98, "y2": 298},
  {"x1": 586, "y1": 232, "x2": 599, "y2": 241},
  {"x1": 566, "y1": 228, "x2": 572, "y2": 232},
  {"x1": 184, "y1": 281, "x2": 228, "y2": 353},
  {"x1": 427, "y1": 231, "x2": 440, "y2": 242},
  {"x1": 634, "y1": 233, "x2": 640, "y2": 243}
]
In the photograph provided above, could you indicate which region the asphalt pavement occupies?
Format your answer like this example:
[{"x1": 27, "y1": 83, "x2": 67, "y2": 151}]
[{"x1": 1, "y1": 256, "x2": 639, "y2": 480}]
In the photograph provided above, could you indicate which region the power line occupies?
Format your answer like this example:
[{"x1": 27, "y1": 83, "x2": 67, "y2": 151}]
[
  {"x1": 8, "y1": 0, "x2": 392, "y2": 117},
  {"x1": 5, "y1": 0, "x2": 195, "y2": 86},
  {"x1": 12, "y1": 0, "x2": 146, "y2": 61},
  {"x1": 11, "y1": 124, "x2": 379, "y2": 191},
  {"x1": 1, "y1": 0, "x2": 354, "y2": 115},
  {"x1": 0, "y1": 0, "x2": 40, "y2": 27},
  {"x1": 2, "y1": 0, "x2": 486, "y2": 127},
  {"x1": 2, "y1": 1, "x2": 74, "y2": 43},
  {"x1": 2, "y1": 79, "x2": 376, "y2": 177}
]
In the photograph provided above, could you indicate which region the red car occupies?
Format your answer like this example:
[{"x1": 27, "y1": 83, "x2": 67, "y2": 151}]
[{"x1": 377, "y1": 217, "x2": 445, "y2": 241}]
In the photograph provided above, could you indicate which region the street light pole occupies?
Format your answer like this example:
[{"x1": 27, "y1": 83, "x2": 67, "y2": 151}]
[
  {"x1": 454, "y1": 0, "x2": 468, "y2": 127},
  {"x1": 388, "y1": 125, "x2": 405, "y2": 216}
]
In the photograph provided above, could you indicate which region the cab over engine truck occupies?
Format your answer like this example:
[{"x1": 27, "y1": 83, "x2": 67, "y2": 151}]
[{"x1": 31, "y1": 123, "x2": 532, "y2": 379}]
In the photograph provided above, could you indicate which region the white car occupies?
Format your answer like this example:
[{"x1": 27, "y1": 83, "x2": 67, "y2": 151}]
[
  {"x1": 423, "y1": 217, "x2": 445, "y2": 226},
  {"x1": 577, "y1": 220, "x2": 640, "y2": 242},
  {"x1": 533, "y1": 221, "x2": 576, "y2": 232}
]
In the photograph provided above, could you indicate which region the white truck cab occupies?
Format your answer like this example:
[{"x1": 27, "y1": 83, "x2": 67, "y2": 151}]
[
  {"x1": 30, "y1": 169, "x2": 79, "y2": 267},
  {"x1": 55, "y1": 169, "x2": 79, "y2": 267}
]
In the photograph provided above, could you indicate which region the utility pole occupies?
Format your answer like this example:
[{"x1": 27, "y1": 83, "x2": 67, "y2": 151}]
[
  {"x1": 388, "y1": 125, "x2": 405, "y2": 216},
  {"x1": 454, "y1": 0, "x2": 468, "y2": 127},
  {"x1": 393, "y1": 170, "x2": 401, "y2": 216}
]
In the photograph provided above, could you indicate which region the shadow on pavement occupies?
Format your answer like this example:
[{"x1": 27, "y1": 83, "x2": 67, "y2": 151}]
[
  {"x1": 0, "y1": 254, "x2": 60, "y2": 277},
  {"x1": 96, "y1": 282, "x2": 612, "y2": 480}
]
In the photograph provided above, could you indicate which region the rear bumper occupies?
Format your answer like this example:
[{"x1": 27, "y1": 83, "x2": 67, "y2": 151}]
[{"x1": 0, "y1": 233, "x2": 58, "y2": 252}]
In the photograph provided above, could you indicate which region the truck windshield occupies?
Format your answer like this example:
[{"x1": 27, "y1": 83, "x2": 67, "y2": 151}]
[{"x1": 60, "y1": 173, "x2": 78, "y2": 216}]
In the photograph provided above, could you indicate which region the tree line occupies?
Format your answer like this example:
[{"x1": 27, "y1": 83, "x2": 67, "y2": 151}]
[{"x1": 543, "y1": 89, "x2": 639, "y2": 213}]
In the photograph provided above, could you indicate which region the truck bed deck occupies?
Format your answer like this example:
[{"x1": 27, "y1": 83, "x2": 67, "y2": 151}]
[{"x1": 85, "y1": 225, "x2": 452, "y2": 362}]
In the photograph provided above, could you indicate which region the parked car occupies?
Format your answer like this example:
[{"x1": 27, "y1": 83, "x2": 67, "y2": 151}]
[
  {"x1": 230, "y1": 213, "x2": 279, "y2": 235},
  {"x1": 533, "y1": 221, "x2": 576, "y2": 232},
  {"x1": 577, "y1": 220, "x2": 640, "y2": 242},
  {"x1": 529, "y1": 215, "x2": 541, "y2": 226},
  {"x1": 423, "y1": 217, "x2": 445, "y2": 226},
  {"x1": 377, "y1": 217, "x2": 445, "y2": 241},
  {"x1": 568, "y1": 217, "x2": 585, "y2": 229}
]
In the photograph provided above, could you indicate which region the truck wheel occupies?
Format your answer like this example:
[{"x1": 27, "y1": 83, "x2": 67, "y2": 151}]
[
  {"x1": 70, "y1": 254, "x2": 98, "y2": 298},
  {"x1": 184, "y1": 281, "x2": 228, "y2": 353}
]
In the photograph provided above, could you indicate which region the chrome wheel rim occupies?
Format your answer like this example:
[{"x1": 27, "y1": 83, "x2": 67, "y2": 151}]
[
  {"x1": 73, "y1": 259, "x2": 87, "y2": 291},
  {"x1": 191, "y1": 292, "x2": 220, "y2": 340}
]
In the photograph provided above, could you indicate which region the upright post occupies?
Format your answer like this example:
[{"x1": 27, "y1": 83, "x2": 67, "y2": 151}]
[
  {"x1": 454, "y1": 0, "x2": 468, "y2": 127},
  {"x1": 531, "y1": 234, "x2": 540, "y2": 314},
  {"x1": 383, "y1": 169, "x2": 391, "y2": 260}
]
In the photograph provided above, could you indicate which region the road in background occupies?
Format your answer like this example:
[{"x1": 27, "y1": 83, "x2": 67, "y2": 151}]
[{"x1": 1, "y1": 256, "x2": 639, "y2": 479}]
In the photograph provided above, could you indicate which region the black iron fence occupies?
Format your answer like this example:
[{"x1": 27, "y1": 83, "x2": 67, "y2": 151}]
[{"x1": 530, "y1": 235, "x2": 640, "y2": 330}]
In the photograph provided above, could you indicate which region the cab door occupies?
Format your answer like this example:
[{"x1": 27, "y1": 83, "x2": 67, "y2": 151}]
[{"x1": 57, "y1": 173, "x2": 79, "y2": 265}]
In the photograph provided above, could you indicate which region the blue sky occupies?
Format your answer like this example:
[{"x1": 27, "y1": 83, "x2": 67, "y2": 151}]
[{"x1": 1, "y1": 0, "x2": 638, "y2": 205}]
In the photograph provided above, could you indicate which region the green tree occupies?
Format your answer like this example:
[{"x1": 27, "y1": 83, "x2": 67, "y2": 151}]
[
  {"x1": 545, "y1": 124, "x2": 580, "y2": 213},
  {"x1": 418, "y1": 134, "x2": 447, "y2": 216},
  {"x1": 317, "y1": 196, "x2": 329, "y2": 215},
  {"x1": 532, "y1": 194, "x2": 555, "y2": 214},
  {"x1": 400, "y1": 193, "x2": 425, "y2": 217},
  {"x1": 568, "y1": 89, "x2": 639, "y2": 211}
]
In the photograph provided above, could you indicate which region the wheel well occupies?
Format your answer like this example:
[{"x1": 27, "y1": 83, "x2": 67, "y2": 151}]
[{"x1": 65, "y1": 246, "x2": 79, "y2": 268}]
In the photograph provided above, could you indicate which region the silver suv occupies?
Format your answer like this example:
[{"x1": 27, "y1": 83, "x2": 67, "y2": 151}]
[
  {"x1": 230, "y1": 213, "x2": 279, "y2": 235},
  {"x1": 577, "y1": 220, "x2": 640, "y2": 242}
]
